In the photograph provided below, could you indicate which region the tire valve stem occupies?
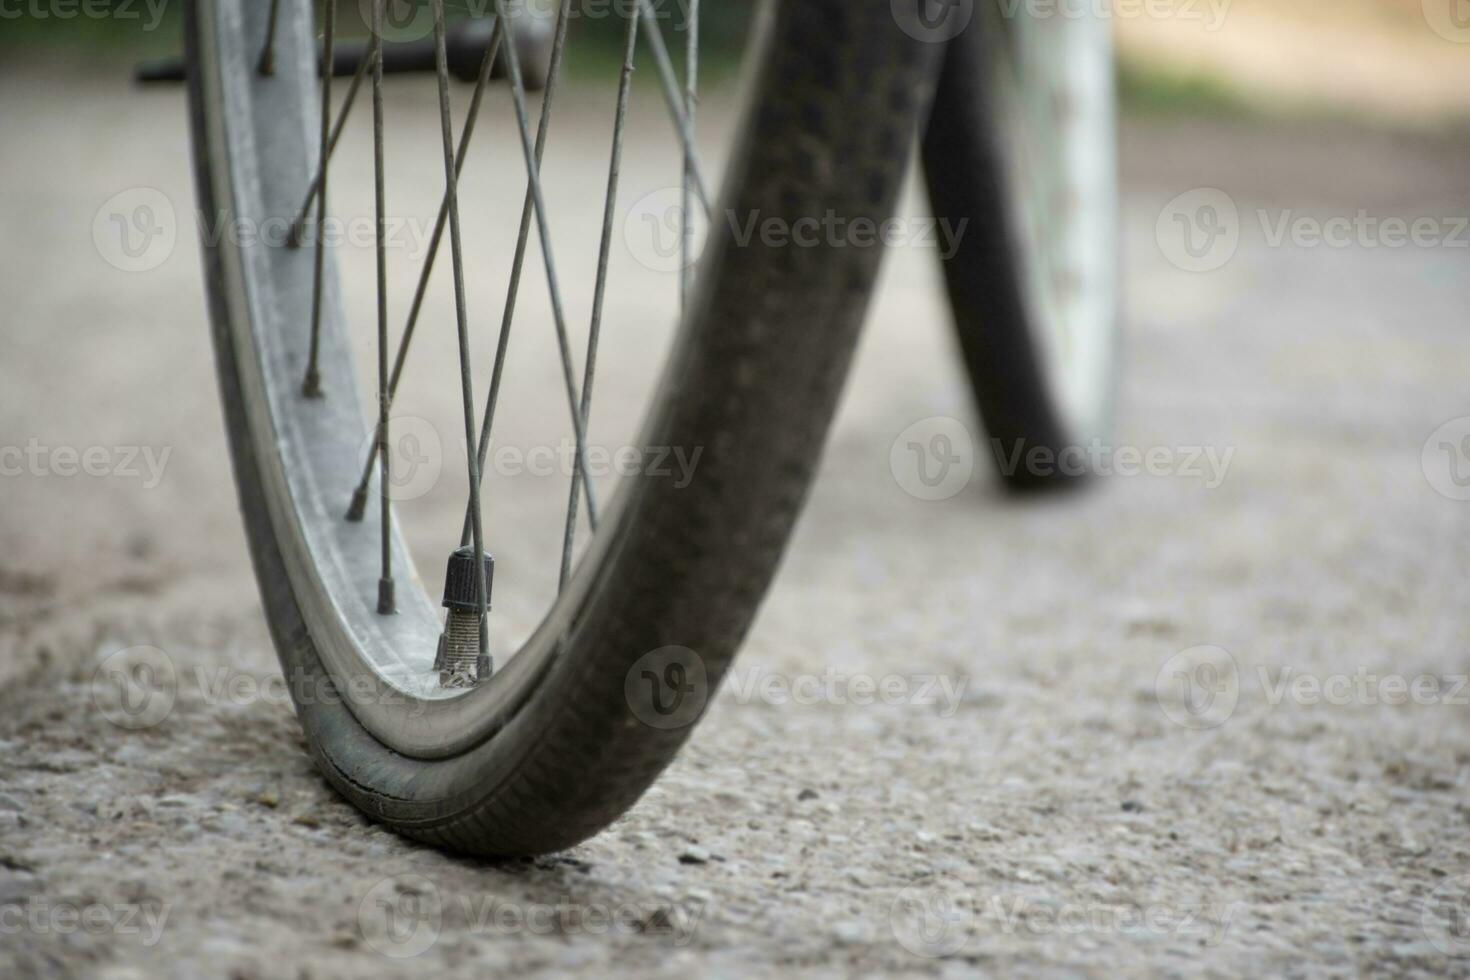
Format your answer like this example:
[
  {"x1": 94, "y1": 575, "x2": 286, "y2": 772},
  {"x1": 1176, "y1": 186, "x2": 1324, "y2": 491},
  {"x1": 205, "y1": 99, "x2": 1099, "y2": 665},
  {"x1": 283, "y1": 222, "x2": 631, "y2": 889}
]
[{"x1": 434, "y1": 546, "x2": 494, "y2": 689}]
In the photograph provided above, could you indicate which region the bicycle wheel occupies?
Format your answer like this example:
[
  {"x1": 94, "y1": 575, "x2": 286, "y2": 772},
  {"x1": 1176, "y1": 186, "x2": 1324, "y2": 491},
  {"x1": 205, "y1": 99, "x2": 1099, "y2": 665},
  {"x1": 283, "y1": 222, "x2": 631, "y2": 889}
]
[
  {"x1": 922, "y1": 0, "x2": 1119, "y2": 490},
  {"x1": 187, "y1": 0, "x2": 939, "y2": 857}
]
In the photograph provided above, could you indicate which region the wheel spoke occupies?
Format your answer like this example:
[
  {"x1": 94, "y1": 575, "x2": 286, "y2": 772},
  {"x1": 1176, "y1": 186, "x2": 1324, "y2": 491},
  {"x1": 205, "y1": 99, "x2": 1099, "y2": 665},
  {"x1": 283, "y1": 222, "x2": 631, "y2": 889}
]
[
  {"x1": 458, "y1": 0, "x2": 575, "y2": 548},
  {"x1": 681, "y1": 0, "x2": 699, "y2": 308},
  {"x1": 303, "y1": 0, "x2": 336, "y2": 398},
  {"x1": 557, "y1": 2, "x2": 641, "y2": 591},
  {"x1": 431, "y1": 0, "x2": 491, "y2": 657},
  {"x1": 484, "y1": 0, "x2": 600, "y2": 538},
  {"x1": 370, "y1": 1, "x2": 394, "y2": 615},
  {"x1": 257, "y1": 0, "x2": 282, "y2": 75},
  {"x1": 310, "y1": 2, "x2": 716, "y2": 625},
  {"x1": 346, "y1": 20, "x2": 505, "y2": 521},
  {"x1": 289, "y1": 45, "x2": 374, "y2": 249},
  {"x1": 637, "y1": 0, "x2": 711, "y2": 217}
]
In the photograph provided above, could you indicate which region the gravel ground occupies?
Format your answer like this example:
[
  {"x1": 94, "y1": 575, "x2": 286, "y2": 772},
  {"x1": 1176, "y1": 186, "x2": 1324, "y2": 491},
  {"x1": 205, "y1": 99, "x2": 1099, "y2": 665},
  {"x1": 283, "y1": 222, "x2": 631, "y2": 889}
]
[{"x1": 3, "y1": 54, "x2": 1470, "y2": 979}]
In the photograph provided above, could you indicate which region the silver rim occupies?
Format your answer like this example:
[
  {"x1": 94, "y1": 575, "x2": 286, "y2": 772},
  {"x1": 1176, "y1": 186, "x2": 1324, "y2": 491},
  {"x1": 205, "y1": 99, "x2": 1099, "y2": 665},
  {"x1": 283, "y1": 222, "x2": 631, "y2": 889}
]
[{"x1": 982, "y1": 0, "x2": 1117, "y2": 441}]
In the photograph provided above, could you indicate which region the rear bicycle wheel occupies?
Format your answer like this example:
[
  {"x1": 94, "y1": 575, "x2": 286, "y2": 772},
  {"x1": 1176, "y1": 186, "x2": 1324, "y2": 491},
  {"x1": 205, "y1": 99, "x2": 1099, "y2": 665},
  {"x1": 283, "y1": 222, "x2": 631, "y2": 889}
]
[
  {"x1": 187, "y1": 0, "x2": 939, "y2": 857},
  {"x1": 923, "y1": 1, "x2": 1120, "y2": 490}
]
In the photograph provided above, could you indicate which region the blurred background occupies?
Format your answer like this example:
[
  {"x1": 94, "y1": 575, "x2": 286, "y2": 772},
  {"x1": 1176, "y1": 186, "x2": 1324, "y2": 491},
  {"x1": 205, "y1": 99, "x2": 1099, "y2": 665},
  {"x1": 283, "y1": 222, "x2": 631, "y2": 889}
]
[
  {"x1": 9, "y1": 0, "x2": 1470, "y2": 120},
  {"x1": 3, "y1": 2, "x2": 1470, "y2": 977}
]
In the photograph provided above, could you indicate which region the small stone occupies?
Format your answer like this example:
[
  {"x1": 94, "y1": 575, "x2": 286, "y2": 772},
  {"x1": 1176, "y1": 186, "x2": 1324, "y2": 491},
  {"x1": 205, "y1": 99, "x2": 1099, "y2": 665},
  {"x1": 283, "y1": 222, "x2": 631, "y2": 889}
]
[
  {"x1": 254, "y1": 790, "x2": 280, "y2": 809},
  {"x1": 798, "y1": 789, "x2": 819, "y2": 801},
  {"x1": 1121, "y1": 800, "x2": 1143, "y2": 813},
  {"x1": 968, "y1": 821, "x2": 1004, "y2": 841},
  {"x1": 638, "y1": 907, "x2": 675, "y2": 935},
  {"x1": 679, "y1": 845, "x2": 710, "y2": 865}
]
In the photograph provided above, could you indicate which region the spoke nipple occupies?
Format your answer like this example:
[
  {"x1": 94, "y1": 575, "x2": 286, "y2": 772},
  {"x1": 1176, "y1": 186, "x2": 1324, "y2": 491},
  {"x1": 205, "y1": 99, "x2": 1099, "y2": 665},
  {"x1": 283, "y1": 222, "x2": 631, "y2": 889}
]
[
  {"x1": 256, "y1": 49, "x2": 275, "y2": 78},
  {"x1": 302, "y1": 369, "x2": 324, "y2": 399},
  {"x1": 377, "y1": 577, "x2": 396, "y2": 615},
  {"x1": 437, "y1": 547, "x2": 494, "y2": 688},
  {"x1": 346, "y1": 486, "x2": 368, "y2": 522},
  {"x1": 287, "y1": 219, "x2": 305, "y2": 249}
]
